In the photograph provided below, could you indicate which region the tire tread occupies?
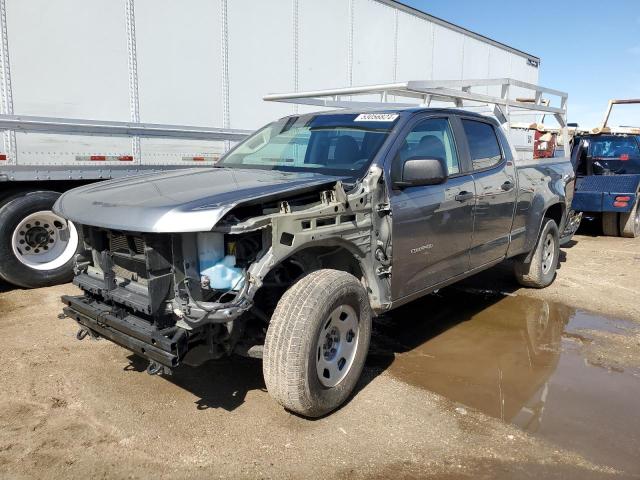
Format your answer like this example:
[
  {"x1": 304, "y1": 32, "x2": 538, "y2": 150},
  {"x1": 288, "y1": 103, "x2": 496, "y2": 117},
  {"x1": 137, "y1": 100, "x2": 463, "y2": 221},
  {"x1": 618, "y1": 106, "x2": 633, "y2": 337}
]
[{"x1": 263, "y1": 269, "x2": 370, "y2": 417}]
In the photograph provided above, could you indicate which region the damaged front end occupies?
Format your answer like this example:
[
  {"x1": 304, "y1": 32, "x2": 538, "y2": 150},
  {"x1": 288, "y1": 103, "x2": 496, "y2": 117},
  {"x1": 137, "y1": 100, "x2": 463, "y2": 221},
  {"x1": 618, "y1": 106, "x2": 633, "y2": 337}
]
[{"x1": 62, "y1": 166, "x2": 393, "y2": 373}]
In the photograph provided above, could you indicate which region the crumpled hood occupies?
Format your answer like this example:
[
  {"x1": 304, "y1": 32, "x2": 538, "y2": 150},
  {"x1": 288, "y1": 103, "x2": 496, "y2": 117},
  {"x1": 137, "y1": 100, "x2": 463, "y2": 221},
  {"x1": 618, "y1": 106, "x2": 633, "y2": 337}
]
[{"x1": 53, "y1": 167, "x2": 342, "y2": 233}]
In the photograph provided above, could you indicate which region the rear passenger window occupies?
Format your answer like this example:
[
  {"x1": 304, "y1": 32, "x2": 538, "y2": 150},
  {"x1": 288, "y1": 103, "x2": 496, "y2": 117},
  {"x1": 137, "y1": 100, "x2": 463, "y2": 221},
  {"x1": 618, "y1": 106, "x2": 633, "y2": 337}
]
[{"x1": 462, "y1": 119, "x2": 503, "y2": 170}]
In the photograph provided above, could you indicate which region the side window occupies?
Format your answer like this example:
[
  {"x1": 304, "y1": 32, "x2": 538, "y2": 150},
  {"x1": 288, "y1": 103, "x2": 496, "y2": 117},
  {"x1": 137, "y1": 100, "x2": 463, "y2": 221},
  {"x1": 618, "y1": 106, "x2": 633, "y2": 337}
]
[
  {"x1": 462, "y1": 119, "x2": 503, "y2": 170},
  {"x1": 399, "y1": 118, "x2": 460, "y2": 175}
]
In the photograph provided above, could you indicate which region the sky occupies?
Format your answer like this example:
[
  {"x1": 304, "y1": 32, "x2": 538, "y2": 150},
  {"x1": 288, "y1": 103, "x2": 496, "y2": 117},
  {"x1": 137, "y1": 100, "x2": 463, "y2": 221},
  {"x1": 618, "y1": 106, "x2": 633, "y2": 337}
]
[{"x1": 401, "y1": 0, "x2": 640, "y2": 129}]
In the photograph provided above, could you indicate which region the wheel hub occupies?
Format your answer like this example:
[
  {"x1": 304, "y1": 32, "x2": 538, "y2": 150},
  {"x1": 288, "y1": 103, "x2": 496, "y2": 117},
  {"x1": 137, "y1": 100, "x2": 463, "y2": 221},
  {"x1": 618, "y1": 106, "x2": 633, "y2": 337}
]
[
  {"x1": 23, "y1": 226, "x2": 52, "y2": 251},
  {"x1": 316, "y1": 305, "x2": 359, "y2": 388},
  {"x1": 11, "y1": 210, "x2": 78, "y2": 270},
  {"x1": 541, "y1": 233, "x2": 555, "y2": 275},
  {"x1": 322, "y1": 327, "x2": 340, "y2": 361}
]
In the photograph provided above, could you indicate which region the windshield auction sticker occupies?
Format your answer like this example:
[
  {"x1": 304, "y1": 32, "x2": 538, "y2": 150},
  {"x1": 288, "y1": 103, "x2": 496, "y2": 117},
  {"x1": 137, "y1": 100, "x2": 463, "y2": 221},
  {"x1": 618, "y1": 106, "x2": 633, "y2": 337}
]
[{"x1": 354, "y1": 113, "x2": 399, "y2": 122}]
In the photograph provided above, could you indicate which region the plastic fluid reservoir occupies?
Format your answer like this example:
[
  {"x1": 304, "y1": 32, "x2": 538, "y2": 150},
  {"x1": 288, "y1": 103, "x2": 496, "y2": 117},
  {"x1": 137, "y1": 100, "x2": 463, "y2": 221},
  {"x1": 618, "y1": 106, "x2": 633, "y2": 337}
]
[
  {"x1": 197, "y1": 233, "x2": 244, "y2": 291},
  {"x1": 201, "y1": 255, "x2": 245, "y2": 291},
  {"x1": 197, "y1": 232, "x2": 224, "y2": 271}
]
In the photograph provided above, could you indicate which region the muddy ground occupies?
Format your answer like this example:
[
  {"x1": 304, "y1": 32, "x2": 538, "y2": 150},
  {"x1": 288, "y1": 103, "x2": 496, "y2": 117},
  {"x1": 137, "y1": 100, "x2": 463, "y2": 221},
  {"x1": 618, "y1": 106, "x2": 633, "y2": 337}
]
[{"x1": 0, "y1": 233, "x2": 639, "y2": 479}]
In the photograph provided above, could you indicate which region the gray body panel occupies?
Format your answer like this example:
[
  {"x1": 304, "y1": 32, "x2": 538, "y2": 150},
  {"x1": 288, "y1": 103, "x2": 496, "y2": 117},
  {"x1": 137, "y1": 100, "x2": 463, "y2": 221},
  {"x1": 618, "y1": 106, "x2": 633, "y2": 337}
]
[
  {"x1": 389, "y1": 173, "x2": 476, "y2": 299},
  {"x1": 381, "y1": 112, "x2": 572, "y2": 306},
  {"x1": 468, "y1": 161, "x2": 518, "y2": 268},
  {"x1": 53, "y1": 168, "x2": 340, "y2": 233},
  {"x1": 507, "y1": 156, "x2": 574, "y2": 257}
]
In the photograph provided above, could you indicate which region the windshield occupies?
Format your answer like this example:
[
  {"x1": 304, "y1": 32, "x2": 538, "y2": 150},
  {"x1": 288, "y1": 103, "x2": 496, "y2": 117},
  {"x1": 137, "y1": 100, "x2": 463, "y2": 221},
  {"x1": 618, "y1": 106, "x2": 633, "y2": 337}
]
[
  {"x1": 587, "y1": 135, "x2": 640, "y2": 174},
  {"x1": 218, "y1": 113, "x2": 399, "y2": 176}
]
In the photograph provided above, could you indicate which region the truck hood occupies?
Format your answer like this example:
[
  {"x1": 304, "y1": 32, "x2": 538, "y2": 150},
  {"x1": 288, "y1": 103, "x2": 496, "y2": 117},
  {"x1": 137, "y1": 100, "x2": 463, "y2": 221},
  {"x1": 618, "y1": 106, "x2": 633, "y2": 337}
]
[{"x1": 53, "y1": 167, "x2": 342, "y2": 233}]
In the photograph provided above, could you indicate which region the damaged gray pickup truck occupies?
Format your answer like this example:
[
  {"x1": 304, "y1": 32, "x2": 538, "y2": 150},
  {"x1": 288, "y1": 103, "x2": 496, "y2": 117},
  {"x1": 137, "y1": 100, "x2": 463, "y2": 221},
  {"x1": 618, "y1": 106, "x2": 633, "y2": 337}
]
[{"x1": 56, "y1": 108, "x2": 575, "y2": 417}]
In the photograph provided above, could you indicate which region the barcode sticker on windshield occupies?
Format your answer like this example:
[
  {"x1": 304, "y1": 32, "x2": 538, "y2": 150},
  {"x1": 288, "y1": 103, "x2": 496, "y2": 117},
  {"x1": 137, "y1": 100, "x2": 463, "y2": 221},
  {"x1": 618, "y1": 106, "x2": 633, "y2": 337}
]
[{"x1": 354, "y1": 113, "x2": 399, "y2": 122}]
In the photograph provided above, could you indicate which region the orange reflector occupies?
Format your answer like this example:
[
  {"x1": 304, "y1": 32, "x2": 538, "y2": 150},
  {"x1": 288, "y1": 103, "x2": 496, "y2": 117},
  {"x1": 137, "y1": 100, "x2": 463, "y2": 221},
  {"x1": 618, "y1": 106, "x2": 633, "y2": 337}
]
[
  {"x1": 616, "y1": 196, "x2": 631, "y2": 202},
  {"x1": 192, "y1": 156, "x2": 205, "y2": 161},
  {"x1": 0, "y1": 154, "x2": 6, "y2": 160},
  {"x1": 620, "y1": 154, "x2": 630, "y2": 161},
  {"x1": 90, "y1": 155, "x2": 106, "y2": 161},
  {"x1": 613, "y1": 201, "x2": 628, "y2": 208},
  {"x1": 118, "y1": 155, "x2": 133, "y2": 161}
]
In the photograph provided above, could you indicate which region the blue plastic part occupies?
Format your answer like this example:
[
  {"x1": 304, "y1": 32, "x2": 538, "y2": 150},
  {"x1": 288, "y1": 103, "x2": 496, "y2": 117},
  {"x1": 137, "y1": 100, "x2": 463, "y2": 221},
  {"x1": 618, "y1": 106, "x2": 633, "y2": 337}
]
[{"x1": 200, "y1": 255, "x2": 245, "y2": 291}]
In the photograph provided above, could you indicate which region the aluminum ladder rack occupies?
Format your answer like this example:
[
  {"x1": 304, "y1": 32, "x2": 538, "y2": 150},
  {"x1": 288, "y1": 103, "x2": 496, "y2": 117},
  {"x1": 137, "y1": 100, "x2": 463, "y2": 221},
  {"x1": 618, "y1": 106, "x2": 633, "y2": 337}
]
[{"x1": 264, "y1": 78, "x2": 570, "y2": 157}]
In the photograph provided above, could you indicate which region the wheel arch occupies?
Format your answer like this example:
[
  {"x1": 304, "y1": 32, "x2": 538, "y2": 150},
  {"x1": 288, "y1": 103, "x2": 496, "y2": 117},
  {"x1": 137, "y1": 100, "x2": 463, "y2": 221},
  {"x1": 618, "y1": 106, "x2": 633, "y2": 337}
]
[
  {"x1": 521, "y1": 199, "x2": 565, "y2": 264},
  {"x1": 250, "y1": 236, "x2": 378, "y2": 317}
]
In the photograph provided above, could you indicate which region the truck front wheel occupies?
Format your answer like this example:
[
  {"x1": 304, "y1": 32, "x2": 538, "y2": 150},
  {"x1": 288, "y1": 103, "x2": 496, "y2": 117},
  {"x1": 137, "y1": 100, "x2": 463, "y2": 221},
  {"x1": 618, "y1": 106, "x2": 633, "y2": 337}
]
[
  {"x1": 619, "y1": 199, "x2": 640, "y2": 238},
  {"x1": 514, "y1": 218, "x2": 560, "y2": 288},
  {"x1": 0, "y1": 191, "x2": 79, "y2": 288},
  {"x1": 263, "y1": 269, "x2": 371, "y2": 417}
]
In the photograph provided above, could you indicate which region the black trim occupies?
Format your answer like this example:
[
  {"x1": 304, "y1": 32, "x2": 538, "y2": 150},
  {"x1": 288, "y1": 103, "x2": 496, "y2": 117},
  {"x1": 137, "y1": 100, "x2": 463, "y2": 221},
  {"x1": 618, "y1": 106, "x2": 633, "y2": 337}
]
[
  {"x1": 383, "y1": 112, "x2": 467, "y2": 179},
  {"x1": 62, "y1": 294, "x2": 183, "y2": 368},
  {"x1": 457, "y1": 116, "x2": 508, "y2": 175}
]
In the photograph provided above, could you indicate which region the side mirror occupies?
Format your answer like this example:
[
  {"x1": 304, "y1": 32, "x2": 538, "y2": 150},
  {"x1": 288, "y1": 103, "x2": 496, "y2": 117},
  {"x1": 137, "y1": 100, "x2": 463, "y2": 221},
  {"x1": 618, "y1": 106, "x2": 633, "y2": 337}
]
[{"x1": 392, "y1": 157, "x2": 448, "y2": 189}]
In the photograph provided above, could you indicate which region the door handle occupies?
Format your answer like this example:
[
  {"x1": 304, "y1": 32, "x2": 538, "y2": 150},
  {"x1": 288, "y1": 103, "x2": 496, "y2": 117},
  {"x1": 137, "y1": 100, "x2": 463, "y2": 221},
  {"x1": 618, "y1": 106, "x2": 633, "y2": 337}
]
[
  {"x1": 501, "y1": 181, "x2": 515, "y2": 191},
  {"x1": 454, "y1": 191, "x2": 474, "y2": 202}
]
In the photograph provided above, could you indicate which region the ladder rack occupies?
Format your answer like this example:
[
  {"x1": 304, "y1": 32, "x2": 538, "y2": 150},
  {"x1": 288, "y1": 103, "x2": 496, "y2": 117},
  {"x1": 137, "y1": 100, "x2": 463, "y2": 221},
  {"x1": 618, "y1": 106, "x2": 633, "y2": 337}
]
[{"x1": 265, "y1": 78, "x2": 570, "y2": 157}]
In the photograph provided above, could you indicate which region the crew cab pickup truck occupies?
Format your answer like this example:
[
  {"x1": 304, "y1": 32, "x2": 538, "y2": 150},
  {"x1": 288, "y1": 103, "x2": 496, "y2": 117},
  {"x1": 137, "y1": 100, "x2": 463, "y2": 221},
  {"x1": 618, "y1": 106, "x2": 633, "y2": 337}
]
[{"x1": 55, "y1": 108, "x2": 575, "y2": 417}]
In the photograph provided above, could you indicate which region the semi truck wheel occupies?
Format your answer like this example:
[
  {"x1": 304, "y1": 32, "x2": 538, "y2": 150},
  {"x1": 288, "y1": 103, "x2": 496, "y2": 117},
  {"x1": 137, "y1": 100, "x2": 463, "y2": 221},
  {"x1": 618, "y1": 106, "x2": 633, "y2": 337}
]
[
  {"x1": 602, "y1": 212, "x2": 619, "y2": 236},
  {"x1": 0, "y1": 191, "x2": 79, "y2": 288},
  {"x1": 619, "y1": 199, "x2": 640, "y2": 238},
  {"x1": 263, "y1": 269, "x2": 371, "y2": 417},
  {"x1": 514, "y1": 218, "x2": 560, "y2": 288}
]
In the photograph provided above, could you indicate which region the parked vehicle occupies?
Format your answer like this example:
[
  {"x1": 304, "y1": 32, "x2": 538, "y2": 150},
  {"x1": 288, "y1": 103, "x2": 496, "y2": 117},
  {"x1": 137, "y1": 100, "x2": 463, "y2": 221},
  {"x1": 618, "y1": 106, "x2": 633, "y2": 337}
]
[
  {"x1": 56, "y1": 79, "x2": 575, "y2": 416},
  {"x1": 571, "y1": 99, "x2": 640, "y2": 238}
]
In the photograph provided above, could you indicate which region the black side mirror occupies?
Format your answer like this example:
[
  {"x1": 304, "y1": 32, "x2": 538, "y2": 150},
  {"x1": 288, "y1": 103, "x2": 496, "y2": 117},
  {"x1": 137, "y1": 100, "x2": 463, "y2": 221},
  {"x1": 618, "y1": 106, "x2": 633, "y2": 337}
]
[{"x1": 392, "y1": 157, "x2": 448, "y2": 189}]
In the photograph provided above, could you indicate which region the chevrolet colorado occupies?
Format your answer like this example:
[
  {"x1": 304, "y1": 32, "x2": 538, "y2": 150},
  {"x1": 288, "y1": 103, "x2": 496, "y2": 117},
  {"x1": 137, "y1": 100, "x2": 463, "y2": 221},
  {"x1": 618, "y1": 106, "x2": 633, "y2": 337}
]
[{"x1": 55, "y1": 108, "x2": 575, "y2": 417}]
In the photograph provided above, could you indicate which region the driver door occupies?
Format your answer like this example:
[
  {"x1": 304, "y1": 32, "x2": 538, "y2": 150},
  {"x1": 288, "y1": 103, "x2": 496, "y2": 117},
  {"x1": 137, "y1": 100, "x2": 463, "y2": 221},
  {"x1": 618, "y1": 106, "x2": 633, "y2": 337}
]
[{"x1": 388, "y1": 116, "x2": 476, "y2": 301}]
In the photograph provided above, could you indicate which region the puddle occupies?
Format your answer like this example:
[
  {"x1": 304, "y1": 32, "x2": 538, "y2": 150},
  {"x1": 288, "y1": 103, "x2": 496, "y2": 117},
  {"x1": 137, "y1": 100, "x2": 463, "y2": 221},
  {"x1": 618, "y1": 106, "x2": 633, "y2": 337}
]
[{"x1": 369, "y1": 289, "x2": 640, "y2": 473}]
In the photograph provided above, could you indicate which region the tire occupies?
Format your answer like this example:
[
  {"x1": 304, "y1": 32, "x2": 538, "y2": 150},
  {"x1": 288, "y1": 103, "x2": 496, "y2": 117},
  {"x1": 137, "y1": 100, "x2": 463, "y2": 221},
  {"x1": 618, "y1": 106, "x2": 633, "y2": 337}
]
[
  {"x1": 0, "y1": 191, "x2": 80, "y2": 288},
  {"x1": 263, "y1": 269, "x2": 372, "y2": 417},
  {"x1": 514, "y1": 218, "x2": 560, "y2": 288},
  {"x1": 602, "y1": 212, "x2": 619, "y2": 237},
  {"x1": 619, "y1": 199, "x2": 640, "y2": 238}
]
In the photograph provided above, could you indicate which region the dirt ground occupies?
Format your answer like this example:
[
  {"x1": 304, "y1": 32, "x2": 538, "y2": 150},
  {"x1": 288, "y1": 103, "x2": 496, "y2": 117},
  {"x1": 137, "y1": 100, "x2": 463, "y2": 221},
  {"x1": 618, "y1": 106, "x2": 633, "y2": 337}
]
[{"x1": 0, "y1": 233, "x2": 639, "y2": 479}]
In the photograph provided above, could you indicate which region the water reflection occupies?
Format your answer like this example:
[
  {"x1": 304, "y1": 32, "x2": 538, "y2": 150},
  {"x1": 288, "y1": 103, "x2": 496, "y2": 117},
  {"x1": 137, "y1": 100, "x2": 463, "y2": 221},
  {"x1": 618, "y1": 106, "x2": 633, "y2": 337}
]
[
  {"x1": 370, "y1": 292, "x2": 571, "y2": 432},
  {"x1": 369, "y1": 288, "x2": 640, "y2": 472}
]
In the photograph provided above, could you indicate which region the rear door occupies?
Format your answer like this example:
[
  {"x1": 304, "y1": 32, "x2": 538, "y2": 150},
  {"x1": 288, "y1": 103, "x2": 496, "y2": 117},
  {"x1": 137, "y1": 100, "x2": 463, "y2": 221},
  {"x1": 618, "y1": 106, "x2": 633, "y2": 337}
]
[
  {"x1": 460, "y1": 118, "x2": 517, "y2": 269},
  {"x1": 388, "y1": 115, "x2": 476, "y2": 300}
]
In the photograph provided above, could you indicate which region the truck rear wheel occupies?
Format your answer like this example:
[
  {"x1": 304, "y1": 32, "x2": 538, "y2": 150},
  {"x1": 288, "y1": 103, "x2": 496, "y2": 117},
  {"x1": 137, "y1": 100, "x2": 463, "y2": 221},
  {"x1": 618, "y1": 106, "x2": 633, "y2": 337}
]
[
  {"x1": 0, "y1": 191, "x2": 79, "y2": 288},
  {"x1": 602, "y1": 212, "x2": 619, "y2": 237},
  {"x1": 619, "y1": 199, "x2": 640, "y2": 238},
  {"x1": 263, "y1": 269, "x2": 371, "y2": 417},
  {"x1": 514, "y1": 218, "x2": 560, "y2": 288}
]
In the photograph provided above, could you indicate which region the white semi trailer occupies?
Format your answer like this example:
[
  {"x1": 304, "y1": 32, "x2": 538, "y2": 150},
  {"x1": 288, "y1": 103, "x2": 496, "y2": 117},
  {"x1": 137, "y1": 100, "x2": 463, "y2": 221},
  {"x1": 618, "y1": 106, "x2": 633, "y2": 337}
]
[{"x1": 0, "y1": 0, "x2": 541, "y2": 288}]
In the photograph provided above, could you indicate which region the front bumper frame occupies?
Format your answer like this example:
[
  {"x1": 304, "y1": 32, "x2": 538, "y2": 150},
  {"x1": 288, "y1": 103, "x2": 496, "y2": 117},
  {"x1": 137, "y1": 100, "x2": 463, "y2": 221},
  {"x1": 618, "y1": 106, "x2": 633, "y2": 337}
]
[{"x1": 62, "y1": 294, "x2": 186, "y2": 368}]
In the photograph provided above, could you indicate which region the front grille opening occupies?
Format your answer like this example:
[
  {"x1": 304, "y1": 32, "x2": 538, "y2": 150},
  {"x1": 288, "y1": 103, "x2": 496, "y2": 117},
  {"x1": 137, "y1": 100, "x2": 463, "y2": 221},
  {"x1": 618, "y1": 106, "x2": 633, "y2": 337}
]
[{"x1": 110, "y1": 233, "x2": 145, "y2": 255}]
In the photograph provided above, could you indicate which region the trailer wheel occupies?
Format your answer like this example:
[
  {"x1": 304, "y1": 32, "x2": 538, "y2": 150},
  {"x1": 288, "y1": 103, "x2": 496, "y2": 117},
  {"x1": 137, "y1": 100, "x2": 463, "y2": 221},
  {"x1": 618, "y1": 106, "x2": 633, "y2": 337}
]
[
  {"x1": 514, "y1": 218, "x2": 560, "y2": 288},
  {"x1": 0, "y1": 191, "x2": 79, "y2": 288},
  {"x1": 263, "y1": 269, "x2": 371, "y2": 417},
  {"x1": 602, "y1": 212, "x2": 619, "y2": 237},
  {"x1": 619, "y1": 199, "x2": 640, "y2": 238}
]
